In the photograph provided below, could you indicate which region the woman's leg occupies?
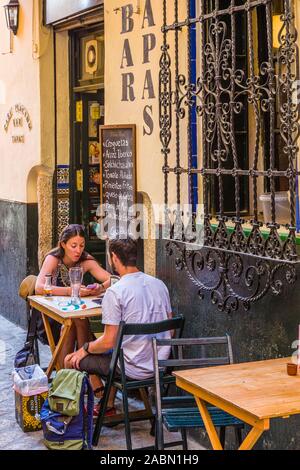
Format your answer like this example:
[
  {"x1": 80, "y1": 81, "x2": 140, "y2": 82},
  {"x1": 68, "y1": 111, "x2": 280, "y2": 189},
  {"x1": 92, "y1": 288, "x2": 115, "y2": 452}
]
[
  {"x1": 58, "y1": 322, "x2": 77, "y2": 366},
  {"x1": 72, "y1": 319, "x2": 103, "y2": 393},
  {"x1": 73, "y1": 318, "x2": 92, "y2": 348}
]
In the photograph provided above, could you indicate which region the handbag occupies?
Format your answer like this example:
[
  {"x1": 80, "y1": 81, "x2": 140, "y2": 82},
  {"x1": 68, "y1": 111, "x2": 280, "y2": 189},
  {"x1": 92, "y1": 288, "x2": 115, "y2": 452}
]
[
  {"x1": 14, "y1": 341, "x2": 37, "y2": 368},
  {"x1": 14, "y1": 309, "x2": 39, "y2": 368}
]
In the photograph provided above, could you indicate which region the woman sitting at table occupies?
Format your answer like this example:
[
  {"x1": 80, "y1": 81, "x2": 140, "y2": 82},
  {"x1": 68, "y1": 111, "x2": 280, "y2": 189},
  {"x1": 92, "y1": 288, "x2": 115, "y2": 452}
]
[{"x1": 35, "y1": 224, "x2": 111, "y2": 366}]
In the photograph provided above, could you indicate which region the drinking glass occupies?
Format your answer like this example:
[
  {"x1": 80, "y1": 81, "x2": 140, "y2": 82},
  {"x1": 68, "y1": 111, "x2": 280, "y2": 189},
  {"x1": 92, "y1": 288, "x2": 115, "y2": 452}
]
[
  {"x1": 110, "y1": 275, "x2": 120, "y2": 287},
  {"x1": 69, "y1": 267, "x2": 83, "y2": 306}
]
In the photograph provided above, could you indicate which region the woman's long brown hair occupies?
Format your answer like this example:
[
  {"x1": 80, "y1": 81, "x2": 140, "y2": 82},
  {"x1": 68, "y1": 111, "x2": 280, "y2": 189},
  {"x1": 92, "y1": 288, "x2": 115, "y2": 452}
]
[{"x1": 47, "y1": 224, "x2": 94, "y2": 262}]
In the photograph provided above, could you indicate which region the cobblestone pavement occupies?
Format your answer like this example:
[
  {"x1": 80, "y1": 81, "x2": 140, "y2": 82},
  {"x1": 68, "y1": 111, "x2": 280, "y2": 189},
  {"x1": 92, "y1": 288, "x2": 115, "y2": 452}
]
[{"x1": 0, "y1": 315, "x2": 205, "y2": 451}]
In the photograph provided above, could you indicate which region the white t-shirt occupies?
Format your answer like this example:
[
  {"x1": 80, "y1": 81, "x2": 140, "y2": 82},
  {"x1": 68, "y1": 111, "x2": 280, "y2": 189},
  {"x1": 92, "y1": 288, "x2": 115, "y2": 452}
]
[{"x1": 101, "y1": 271, "x2": 172, "y2": 379}]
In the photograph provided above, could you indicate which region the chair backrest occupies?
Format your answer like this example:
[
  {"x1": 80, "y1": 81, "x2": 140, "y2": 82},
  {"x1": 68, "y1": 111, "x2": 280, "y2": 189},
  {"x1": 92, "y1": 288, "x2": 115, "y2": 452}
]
[
  {"x1": 108, "y1": 315, "x2": 185, "y2": 381},
  {"x1": 152, "y1": 335, "x2": 234, "y2": 414},
  {"x1": 152, "y1": 336, "x2": 233, "y2": 449},
  {"x1": 153, "y1": 336, "x2": 234, "y2": 370},
  {"x1": 18, "y1": 275, "x2": 37, "y2": 301}
]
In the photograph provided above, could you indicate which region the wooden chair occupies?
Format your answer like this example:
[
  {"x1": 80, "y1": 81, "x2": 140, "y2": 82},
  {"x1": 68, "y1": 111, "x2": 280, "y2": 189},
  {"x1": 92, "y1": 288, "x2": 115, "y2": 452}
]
[
  {"x1": 152, "y1": 336, "x2": 244, "y2": 450},
  {"x1": 92, "y1": 315, "x2": 185, "y2": 449}
]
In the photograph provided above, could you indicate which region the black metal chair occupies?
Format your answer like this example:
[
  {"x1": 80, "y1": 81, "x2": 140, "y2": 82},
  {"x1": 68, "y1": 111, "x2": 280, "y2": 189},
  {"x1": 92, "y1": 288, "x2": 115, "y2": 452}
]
[
  {"x1": 92, "y1": 315, "x2": 185, "y2": 449},
  {"x1": 152, "y1": 336, "x2": 244, "y2": 450}
]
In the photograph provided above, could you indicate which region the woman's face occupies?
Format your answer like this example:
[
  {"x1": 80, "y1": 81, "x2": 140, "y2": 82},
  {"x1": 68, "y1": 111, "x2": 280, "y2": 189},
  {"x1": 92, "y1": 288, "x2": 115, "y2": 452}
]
[{"x1": 62, "y1": 235, "x2": 85, "y2": 263}]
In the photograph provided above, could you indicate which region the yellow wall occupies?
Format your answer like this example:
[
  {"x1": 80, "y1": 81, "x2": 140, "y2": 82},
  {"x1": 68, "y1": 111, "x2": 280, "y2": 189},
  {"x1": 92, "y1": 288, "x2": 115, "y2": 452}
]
[
  {"x1": 55, "y1": 31, "x2": 70, "y2": 166},
  {"x1": 105, "y1": 0, "x2": 189, "y2": 215},
  {"x1": 0, "y1": 0, "x2": 54, "y2": 204}
]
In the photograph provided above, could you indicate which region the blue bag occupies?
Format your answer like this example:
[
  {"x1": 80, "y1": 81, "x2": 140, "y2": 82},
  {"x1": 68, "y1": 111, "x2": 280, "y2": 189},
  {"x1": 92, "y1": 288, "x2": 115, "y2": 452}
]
[{"x1": 40, "y1": 372, "x2": 94, "y2": 450}]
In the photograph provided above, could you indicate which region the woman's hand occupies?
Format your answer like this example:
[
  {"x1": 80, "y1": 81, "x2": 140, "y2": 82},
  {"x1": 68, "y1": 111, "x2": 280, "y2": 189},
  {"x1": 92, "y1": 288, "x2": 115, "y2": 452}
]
[
  {"x1": 79, "y1": 285, "x2": 93, "y2": 297},
  {"x1": 80, "y1": 283, "x2": 103, "y2": 297},
  {"x1": 92, "y1": 283, "x2": 104, "y2": 296}
]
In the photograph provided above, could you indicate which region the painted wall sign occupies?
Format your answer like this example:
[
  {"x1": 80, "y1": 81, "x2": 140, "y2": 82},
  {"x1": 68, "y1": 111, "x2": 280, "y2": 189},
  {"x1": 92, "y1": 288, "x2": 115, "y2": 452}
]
[
  {"x1": 119, "y1": 0, "x2": 156, "y2": 136},
  {"x1": 4, "y1": 103, "x2": 32, "y2": 144},
  {"x1": 45, "y1": 0, "x2": 103, "y2": 25}
]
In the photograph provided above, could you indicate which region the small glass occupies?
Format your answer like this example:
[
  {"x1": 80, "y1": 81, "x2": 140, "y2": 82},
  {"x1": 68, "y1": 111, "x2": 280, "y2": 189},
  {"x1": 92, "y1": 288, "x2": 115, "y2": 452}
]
[
  {"x1": 287, "y1": 363, "x2": 298, "y2": 376},
  {"x1": 43, "y1": 274, "x2": 52, "y2": 297},
  {"x1": 69, "y1": 267, "x2": 83, "y2": 306},
  {"x1": 110, "y1": 275, "x2": 120, "y2": 287}
]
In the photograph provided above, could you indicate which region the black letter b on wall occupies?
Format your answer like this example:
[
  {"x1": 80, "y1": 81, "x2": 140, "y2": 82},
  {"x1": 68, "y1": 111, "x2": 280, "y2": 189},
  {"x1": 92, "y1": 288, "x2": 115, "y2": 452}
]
[{"x1": 121, "y1": 4, "x2": 134, "y2": 33}]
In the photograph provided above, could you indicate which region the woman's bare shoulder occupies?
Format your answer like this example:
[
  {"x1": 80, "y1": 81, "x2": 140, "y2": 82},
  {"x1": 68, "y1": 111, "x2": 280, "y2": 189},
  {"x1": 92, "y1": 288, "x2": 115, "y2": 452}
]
[{"x1": 42, "y1": 254, "x2": 60, "y2": 269}]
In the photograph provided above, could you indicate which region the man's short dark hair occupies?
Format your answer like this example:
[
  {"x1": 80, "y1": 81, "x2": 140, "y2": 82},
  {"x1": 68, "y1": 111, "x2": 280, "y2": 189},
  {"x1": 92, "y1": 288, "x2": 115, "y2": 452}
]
[{"x1": 109, "y1": 237, "x2": 137, "y2": 267}]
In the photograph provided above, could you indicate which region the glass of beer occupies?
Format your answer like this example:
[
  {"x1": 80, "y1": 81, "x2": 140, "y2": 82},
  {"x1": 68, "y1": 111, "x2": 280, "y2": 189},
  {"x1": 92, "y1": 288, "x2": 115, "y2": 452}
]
[
  {"x1": 43, "y1": 274, "x2": 53, "y2": 297},
  {"x1": 69, "y1": 267, "x2": 83, "y2": 306}
]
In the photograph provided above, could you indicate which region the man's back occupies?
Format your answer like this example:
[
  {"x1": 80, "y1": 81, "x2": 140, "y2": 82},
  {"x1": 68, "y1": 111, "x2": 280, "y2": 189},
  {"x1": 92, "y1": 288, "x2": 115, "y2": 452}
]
[{"x1": 102, "y1": 271, "x2": 172, "y2": 379}]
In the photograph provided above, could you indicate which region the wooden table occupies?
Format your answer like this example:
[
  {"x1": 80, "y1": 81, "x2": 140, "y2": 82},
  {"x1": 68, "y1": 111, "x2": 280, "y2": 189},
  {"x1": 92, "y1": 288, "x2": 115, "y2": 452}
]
[
  {"x1": 174, "y1": 357, "x2": 300, "y2": 450},
  {"x1": 28, "y1": 295, "x2": 102, "y2": 378}
]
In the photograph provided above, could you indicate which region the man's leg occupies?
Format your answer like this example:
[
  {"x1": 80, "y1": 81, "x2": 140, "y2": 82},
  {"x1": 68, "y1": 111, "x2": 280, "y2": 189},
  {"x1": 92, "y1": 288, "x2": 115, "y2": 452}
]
[
  {"x1": 66, "y1": 318, "x2": 103, "y2": 392},
  {"x1": 58, "y1": 322, "x2": 76, "y2": 366},
  {"x1": 64, "y1": 352, "x2": 117, "y2": 409},
  {"x1": 89, "y1": 374, "x2": 105, "y2": 398}
]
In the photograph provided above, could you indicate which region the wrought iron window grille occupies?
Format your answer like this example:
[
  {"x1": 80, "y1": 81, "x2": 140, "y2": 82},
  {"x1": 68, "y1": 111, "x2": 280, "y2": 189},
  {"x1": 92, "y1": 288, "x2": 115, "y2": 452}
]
[{"x1": 159, "y1": 0, "x2": 299, "y2": 312}]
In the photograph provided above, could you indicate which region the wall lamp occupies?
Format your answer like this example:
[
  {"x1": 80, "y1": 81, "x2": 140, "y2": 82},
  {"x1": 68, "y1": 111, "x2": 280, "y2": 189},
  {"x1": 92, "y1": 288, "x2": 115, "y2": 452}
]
[{"x1": 4, "y1": 0, "x2": 20, "y2": 36}]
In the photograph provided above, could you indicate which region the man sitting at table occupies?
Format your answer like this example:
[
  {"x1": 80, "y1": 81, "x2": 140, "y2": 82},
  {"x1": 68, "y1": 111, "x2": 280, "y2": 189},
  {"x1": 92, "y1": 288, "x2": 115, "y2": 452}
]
[{"x1": 64, "y1": 236, "x2": 173, "y2": 415}]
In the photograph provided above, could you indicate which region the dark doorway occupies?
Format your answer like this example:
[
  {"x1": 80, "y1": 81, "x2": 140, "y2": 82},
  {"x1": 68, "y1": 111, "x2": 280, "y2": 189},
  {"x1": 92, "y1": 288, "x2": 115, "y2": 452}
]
[{"x1": 70, "y1": 27, "x2": 106, "y2": 265}]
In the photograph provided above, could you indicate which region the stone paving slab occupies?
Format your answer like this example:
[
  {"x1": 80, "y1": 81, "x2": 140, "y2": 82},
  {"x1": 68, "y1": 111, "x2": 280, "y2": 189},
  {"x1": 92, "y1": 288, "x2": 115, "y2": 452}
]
[{"x1": 0, "y1": 315, "x2": 205, "y2": 451}]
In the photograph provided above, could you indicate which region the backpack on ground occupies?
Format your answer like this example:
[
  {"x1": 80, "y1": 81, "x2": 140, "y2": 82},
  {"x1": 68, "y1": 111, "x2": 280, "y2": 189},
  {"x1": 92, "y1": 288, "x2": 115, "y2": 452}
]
[
  {"x1": 48, "y1": 369, "x2": 84, "y2": 416},
  {"x1": 40, "y1": 369, "x2": 94, "y2": 450}
]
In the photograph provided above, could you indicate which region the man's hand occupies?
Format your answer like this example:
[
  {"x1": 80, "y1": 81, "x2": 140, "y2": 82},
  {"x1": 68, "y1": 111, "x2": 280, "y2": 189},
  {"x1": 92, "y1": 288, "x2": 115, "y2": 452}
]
[{"x1": 65, "y1": 348, "x2": 88, "y2": 370}]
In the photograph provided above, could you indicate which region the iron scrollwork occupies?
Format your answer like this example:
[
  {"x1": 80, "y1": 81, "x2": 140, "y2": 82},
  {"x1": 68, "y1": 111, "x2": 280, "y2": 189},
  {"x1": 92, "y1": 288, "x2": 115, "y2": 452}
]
[
  {"x1": 160, "y1": 0, "x2": 299, "y2": 311},
  {"x1": 165, "y1": 240, "x2": 297, "y2": 314}
]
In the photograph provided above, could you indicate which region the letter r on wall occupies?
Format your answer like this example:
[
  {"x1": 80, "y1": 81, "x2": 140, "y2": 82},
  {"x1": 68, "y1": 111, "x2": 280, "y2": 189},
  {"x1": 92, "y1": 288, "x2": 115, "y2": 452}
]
[{"x1": 121, "y1": 73, "x2": 135, "y2": 102}]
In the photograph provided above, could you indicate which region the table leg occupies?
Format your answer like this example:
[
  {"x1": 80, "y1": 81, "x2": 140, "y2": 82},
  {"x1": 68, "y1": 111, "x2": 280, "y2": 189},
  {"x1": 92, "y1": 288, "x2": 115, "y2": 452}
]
[
  {"x1": 41, "y1": 313, "x2": 56, "y2": 354},
  {"x1": 195, "y1": 397, "x2": 223, "y2": 450},
  {"x1": 238, "y1": 425, "x2": 265, "y2": 450},
  {"x1": 45, "y1": 319, "x2": 72, "y2": 378}
]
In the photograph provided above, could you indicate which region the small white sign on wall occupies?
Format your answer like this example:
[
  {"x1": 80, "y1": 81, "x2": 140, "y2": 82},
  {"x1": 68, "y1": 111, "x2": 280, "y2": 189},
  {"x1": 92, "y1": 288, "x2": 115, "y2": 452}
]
[{"x1": 4, "y1": 103, "x2": 32, "y2": 143}]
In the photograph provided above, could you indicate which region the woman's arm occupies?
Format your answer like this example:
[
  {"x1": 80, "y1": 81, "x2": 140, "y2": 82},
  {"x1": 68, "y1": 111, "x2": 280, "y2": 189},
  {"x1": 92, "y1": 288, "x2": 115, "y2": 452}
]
[
  {"x1": 82, "y1": 259, "x2": 111, "y2": 293},
  {"x1": 35, "y1": 255, "x2": 71, "y2": 296}
]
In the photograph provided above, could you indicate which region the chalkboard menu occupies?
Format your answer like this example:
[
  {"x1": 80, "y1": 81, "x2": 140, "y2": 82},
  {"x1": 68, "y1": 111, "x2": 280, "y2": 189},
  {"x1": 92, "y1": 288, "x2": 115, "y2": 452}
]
[{"x1": 99, "y1": 124, "x2": 136, "y2": 218}]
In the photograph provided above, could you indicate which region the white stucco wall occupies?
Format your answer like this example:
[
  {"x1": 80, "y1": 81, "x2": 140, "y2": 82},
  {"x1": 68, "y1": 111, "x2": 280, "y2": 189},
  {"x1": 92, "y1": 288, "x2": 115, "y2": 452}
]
[{"x1": 0, "y1": 0, "x2": 54, "y2": 204}]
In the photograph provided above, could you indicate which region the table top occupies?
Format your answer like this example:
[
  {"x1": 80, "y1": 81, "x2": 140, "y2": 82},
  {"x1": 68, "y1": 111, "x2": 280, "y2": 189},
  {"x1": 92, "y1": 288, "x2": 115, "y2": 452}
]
[
  {"x1": 28, "y1": 295, "x2": 102, "y2": 319},
  {"x1": 174, "y1": 357, "x2": 300, "y2": 420}
]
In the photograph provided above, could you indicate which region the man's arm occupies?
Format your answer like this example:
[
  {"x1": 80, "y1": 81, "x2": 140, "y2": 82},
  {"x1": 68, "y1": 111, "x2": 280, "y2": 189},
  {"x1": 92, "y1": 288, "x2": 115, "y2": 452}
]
[
  {"x1": 88, "y1": 324, "x2": 119, "y2": 354},
  {"x1": 65, "y1": 324, "x2": 119, "y2": 370}
]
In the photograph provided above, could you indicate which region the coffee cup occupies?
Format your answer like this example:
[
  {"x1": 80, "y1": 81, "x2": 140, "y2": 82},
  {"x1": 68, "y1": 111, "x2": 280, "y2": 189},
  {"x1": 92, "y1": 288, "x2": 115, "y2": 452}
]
[{"x1": 287, "y1": 363, "x2": 298, "y2": 376}]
